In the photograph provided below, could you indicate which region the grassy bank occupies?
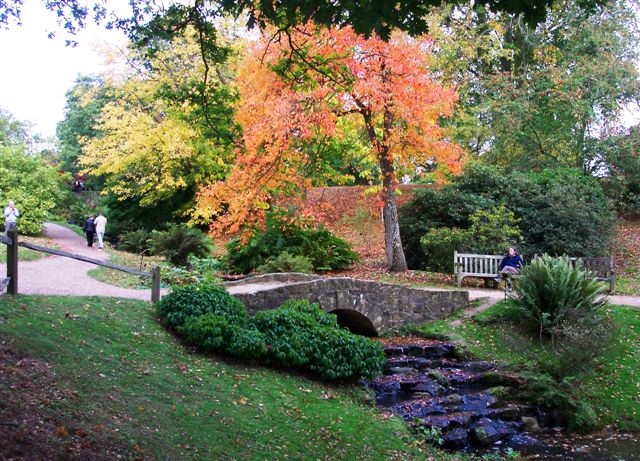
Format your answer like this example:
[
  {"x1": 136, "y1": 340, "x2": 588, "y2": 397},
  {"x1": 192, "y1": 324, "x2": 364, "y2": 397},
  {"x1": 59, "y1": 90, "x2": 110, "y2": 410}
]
[
  {"x1": 412, "y1": 302, "x2": 640, "y2": 431},
  {"x1": 0, "y1": 295, "x2": 469, "y2": 460}
]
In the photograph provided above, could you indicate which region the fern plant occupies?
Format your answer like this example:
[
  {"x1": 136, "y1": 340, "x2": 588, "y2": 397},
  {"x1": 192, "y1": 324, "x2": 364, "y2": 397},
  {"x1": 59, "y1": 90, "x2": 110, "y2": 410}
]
[
  {"x1": 515, "y1": 254, "x2": 608, "y2": 338},
  {"x1": 150, "y1": 224, "x2": 213, "y2": 267}
]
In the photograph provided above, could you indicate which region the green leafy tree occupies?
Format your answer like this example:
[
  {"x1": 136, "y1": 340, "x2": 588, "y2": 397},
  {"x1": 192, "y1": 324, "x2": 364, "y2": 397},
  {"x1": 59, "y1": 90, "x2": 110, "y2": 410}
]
[
  {"x1": 56, "y1": 75, "x2": 112, "y2": 176},
  {"x1": 429, "y1": 0, "x2": 640, "y2": 172},
  {"x1": 0, "y1": 108, "x2": 42, "y2": 154},
  {"x1": 0, "y1": 147, "x2": 67, "y2": 235},
  {"x1": 0, "y1": 0, "x2": 607, "y2": 44},
  {"x1": 76, "y1": 27, "x2": 238, "y2": 229}
]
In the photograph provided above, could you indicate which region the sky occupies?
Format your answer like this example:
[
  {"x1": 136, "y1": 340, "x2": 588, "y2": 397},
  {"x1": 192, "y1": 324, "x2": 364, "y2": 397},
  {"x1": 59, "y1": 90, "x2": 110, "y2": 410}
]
[
  {"x1": 1, "y1": 3, "x2": 639, "y2": 140},
  {"x1": 0, "y1": 2, "x2": 126, "y2": 138}
]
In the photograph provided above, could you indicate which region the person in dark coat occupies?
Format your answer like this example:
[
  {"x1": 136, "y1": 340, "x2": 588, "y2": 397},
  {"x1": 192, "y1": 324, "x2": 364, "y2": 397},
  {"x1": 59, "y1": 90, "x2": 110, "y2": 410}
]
[
  {"x1": 83, "y1": 215, "x2": 96, "y2": 247},
  {"x1": 494, "y1": 246, "x2": 524, "y2": 291}
]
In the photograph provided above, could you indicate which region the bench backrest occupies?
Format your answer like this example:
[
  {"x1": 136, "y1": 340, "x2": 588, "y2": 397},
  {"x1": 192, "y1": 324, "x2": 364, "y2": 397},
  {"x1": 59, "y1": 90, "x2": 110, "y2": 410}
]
[
  {"x1": 454, "y1": 251, "x2": 504, "y2": 276},
  {"x1": 566, "y1": 256, "x2": 614, "y2": 278}
]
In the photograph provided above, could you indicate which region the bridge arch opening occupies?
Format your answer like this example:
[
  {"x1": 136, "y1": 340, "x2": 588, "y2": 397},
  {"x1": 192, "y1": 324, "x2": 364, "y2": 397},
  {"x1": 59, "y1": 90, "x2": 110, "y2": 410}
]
[{"x1": 330, "y1": 309, "x2": 379, "y2": 337}]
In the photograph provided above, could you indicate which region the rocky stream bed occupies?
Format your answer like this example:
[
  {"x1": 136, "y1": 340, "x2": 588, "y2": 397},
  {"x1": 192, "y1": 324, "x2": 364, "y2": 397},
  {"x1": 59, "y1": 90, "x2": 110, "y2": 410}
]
[{"x1": 368, "y1": 338, "x2": 640, "y2": 460}]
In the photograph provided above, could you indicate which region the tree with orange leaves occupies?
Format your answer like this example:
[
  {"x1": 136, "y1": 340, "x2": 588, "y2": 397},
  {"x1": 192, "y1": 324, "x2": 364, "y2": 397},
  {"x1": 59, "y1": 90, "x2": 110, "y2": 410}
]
[{"x1": 196, "y1": 24, "x2": 463, "y2": 272}]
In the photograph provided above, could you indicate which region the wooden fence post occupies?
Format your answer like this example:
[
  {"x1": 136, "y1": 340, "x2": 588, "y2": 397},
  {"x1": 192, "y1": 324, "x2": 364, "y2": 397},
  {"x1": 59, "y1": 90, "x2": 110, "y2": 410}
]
[
  {"x1": 7, "y1": 229, "x2": 18, "y2": 295},
  {"x1": 151, "y1": 266, "x2": 161, "y2": 303}
]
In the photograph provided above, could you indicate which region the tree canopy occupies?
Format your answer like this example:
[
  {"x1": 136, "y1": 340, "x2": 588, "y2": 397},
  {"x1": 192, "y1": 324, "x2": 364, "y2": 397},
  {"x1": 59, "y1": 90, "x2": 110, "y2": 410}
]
[
  {"x1": 0, "y1": 0, "x2": 607, "y2": 42},
  {"x1": 195, "y1": 24, "x2": 462, "y2": 271}
]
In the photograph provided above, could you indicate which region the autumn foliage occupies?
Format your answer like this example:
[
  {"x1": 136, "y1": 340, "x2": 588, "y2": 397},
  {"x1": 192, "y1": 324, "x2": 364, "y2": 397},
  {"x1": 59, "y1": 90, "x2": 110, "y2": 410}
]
[{"x1": 196, "y1": 23, "x2": 463, "y2": 265}]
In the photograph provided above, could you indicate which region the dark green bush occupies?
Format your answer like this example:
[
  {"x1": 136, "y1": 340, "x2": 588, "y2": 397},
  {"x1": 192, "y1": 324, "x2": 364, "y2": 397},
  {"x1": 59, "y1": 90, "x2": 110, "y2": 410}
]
[
  {"x1": 118, "y1": 229, "x2": 152, "y2": 254},
  {"x1": 256, "y1": 251, "x2": 314, "y2": 274},
  {"x1": 248, "y1": 299, "x2": 385, "y2": 380},
  {"x1": 399, "y1": 186, "x2": 496, "y2": 269},
  {"x1": 399, "y1": 166, "x2": 615, "y2": 270},
  {"x1": 515, "y1": 255, "x2": 608, "y2": 338},
  {"x1": 226, "y1": 327, "x2": 268, "y2": 360},
  {"x1": 226, "y1": 209, "x2": 358, "y2": 274},
  {"x1": 419, "y1": 227, "x2": 469, "y2": 272},
  {"x1": 156, "y1": 283, "x2": 247, "y2": 329},
  {"x1": 150, "y1": 224, "x2": 213, "y2": 267},
  {"x1": 179, "y1": 312, "x2": 239, "y2": 352},
  {"x1": 307, "y1": 328, "x2": 386, "y2": 380},
  {"x1": 512, "y1": 169, "x2": 614, "y2": 257}
]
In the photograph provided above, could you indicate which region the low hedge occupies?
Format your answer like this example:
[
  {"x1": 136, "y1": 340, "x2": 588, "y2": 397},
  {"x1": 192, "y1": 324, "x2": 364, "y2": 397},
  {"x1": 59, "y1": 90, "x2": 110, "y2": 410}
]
[{"x1": 157, "y1": 287, "x2": 385, "y2": 381}]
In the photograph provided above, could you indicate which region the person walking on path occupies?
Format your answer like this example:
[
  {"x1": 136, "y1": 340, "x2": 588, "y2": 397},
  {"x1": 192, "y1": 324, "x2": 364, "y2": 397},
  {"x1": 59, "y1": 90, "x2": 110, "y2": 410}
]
[
  {"x1": 3, "y1": 200, "x2": 19, "y2": 237},
  {"x1": 83, "y1": 215, "x2": 96, "y2": 247},
  {"x1": 94, "y1": 213, "x2": 107, "y2": 249}
]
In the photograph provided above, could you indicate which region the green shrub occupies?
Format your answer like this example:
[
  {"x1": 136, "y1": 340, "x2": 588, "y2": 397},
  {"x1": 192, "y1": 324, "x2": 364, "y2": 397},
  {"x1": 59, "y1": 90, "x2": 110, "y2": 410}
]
[
  {"x1": 515, "y1": 255, "x2": 608, "y2": 338},
  {"x1": 399, "y1": 165, "x2": 615, "y2": 270},
  {"x1": 226, "y1": 209, "x2": 358, "y2": 274},
  {"x1": 160, "y1": 257, "x2": 224, "y2": 286},
  {"x1": 307, "y1": 327, "x2": 386, "y2": 380},
  {"x1": 248, "y1": 299, "x2": 385, "y2": 380},
  {"x1": 226, "y1": 327, "x2": 268, "y2": 360},
  {"x1": 0, "y1": 147, "x2": 68, "y2": 235},
  {"x1": 256, "y1": 251, "x2": 314, "y2": 274},
  {"x1": 179, "y1": 312, "x2": 239, "y2": 352},
  {"x1": 399, "y1": 186, "x2": 495, "y2": 269},
  {"x1": 568, "y1": 400, "x2": 598, "y2": 433},
  {"x1": 419, "y1": 227, "x2": 469, "y2": 272},
  {"x1": 150, "y1": 224, "x2": 213, "y2": 267},
  {"x1": 118, "y1": 229, "x2": 152, "y2": 254},
  {"x1": 467, "y1": 205, "x2": 523, "y2": 255},
  {"x1": 156, "y1": 283, "x2": 247, "y2": 329}
]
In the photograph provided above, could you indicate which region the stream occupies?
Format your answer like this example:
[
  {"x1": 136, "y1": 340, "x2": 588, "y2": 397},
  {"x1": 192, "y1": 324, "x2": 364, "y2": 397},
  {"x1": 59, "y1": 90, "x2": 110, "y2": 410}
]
[{"x1": 368, "y1": 338, "x2": 640, "y2": 460}]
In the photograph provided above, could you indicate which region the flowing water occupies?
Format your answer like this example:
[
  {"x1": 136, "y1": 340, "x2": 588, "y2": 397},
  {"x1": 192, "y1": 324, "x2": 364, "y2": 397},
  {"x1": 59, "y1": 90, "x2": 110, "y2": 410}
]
[{"x1": 368, "y1": 338, "x2": 640, "y2": 460}]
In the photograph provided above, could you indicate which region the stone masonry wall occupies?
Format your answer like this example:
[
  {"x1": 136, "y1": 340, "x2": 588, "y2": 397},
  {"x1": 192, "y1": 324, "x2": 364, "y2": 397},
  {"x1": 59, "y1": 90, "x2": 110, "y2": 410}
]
[{"x1": 226, "y1": 274, "x2": 469, "y2": 334}]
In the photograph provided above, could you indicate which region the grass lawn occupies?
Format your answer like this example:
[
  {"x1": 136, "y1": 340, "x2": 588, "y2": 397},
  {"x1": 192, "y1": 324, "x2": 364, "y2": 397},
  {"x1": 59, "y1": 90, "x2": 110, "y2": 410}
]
[
  {"x1": 0, "y1": 295, "x2": 470, "y2": 461},
  {"x1": 412, "y1": 302, "x2": 640, "y2": 431},
  {"x1": 87, "y1": 248, "x2": 163, "y2": 288}
]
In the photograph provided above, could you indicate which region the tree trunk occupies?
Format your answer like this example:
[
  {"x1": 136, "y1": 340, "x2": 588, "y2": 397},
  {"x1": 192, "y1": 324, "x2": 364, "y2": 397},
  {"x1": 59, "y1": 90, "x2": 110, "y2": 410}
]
[
  {"x1": 381, "y1": 184, "x2": 408, "y2": 272},
  {"x1": 361, "y1": 90, "x2": 408, "y2": 272},
  {"x1": 378, "y1": 134, "x2": 407, "y2": 272}
]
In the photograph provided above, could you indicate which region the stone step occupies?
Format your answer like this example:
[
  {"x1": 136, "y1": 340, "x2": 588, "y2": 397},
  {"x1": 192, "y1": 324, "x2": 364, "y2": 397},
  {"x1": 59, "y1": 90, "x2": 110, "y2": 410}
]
[
  {"x1": 384, "y1": 356, "x2": 496, "y2": 373},
  {"x1": 384, "y1": 343, "x2": 456, "y2": 359}
]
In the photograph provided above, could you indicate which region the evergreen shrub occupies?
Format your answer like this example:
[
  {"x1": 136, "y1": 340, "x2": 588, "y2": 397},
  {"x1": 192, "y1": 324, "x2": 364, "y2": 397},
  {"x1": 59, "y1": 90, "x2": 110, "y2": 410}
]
[
  {"x1": 150, "y1": 224, "x2": 213, "y2": 267},
  {"x1": 515, "y1": 255, "x2": 608, "y2": 338},
  {"x1": 156, "y1": 283, "x2": 247, "y2": 329},
  {"x1": 179, "y1": 312, "x2": 240, "y2": 352},
  {"x1": 248, "y1": 299, "x2": 385, "y2": 380},
  {"x1": 118, "y1": 229, "x2": 152, "y2": 254},
  {"x1": 226, "y1": 209, "x2": 358, "y2": 274},
  {"x1": 399, "y1": 164, "x2": 615, "y2": 270},
  {"x1": 420, "y1": 227, "x2": 468, "y2": 273},
  {"x1": 256, "y1": 251, "x2": 314, "y2": 274}
]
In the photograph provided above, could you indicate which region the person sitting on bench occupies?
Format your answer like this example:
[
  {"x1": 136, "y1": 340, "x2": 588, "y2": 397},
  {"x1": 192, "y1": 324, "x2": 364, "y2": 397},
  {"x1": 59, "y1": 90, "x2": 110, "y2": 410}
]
[{"x1": 494, "y1": 246, "x2": 524, "y2": 291}]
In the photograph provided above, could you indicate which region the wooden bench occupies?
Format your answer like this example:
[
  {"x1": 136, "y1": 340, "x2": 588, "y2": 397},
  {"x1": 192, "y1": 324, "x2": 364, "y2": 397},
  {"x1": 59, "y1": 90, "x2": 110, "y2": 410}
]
[
  {"x1": 566, "y1": 256, "x2": 615, "y2": 292},
  {"x1": 453, "y1": 251, "x2": 615, "y2": 292},
  {"x1": 453, "y1": 251, "x2": 505, "y2": 287}
]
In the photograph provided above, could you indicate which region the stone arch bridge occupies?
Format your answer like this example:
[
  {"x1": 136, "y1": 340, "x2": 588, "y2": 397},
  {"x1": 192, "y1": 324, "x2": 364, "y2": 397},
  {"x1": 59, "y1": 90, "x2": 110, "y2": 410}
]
[{"x1": 224, "y1": 273, "x2": 469, "y2": 336}]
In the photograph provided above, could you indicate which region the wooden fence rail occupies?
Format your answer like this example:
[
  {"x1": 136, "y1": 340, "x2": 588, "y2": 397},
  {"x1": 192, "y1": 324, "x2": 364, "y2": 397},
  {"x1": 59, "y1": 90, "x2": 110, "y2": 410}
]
[{"x1": 1, "y1": 230, "x2": 161, "y2": 302}]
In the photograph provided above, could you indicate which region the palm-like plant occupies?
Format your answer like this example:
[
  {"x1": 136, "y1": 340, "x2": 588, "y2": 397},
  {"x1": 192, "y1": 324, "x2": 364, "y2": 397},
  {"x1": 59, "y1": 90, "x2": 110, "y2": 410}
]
[
  {"x1": 150, "y1": 224, "x2": 213, "y2": 267},
  {"x1": 515, "y1": 254, "x2": 608, "y2": 339}
]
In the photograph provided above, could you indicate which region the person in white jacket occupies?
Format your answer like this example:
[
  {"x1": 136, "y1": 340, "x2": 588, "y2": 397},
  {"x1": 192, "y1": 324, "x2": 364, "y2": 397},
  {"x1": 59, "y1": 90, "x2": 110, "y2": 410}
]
[
  {"x1": 3, "y1": 200, "x2": 19, "y2": 237},
  {"x1": 94, "y1": 213, "x2": 108, "y2": 249}
]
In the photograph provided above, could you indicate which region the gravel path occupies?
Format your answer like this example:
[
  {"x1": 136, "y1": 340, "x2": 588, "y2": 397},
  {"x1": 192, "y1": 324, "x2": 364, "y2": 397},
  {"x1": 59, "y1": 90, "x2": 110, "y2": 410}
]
[
  {"x1": 1, "y1": 223, "x2": 155, "y2": 301},
  {"x1": 3, "y1": 223, "x2": 639, "y2": 310}
]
